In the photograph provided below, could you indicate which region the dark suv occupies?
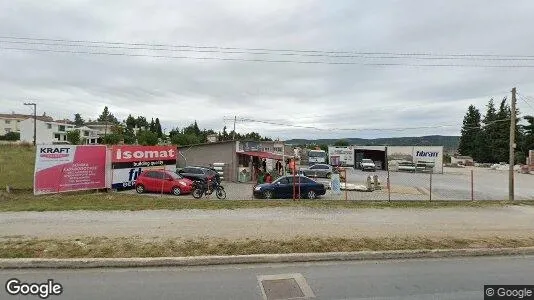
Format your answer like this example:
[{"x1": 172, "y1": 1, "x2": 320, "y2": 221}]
[{"x1": 177, "y1": 166, "x2": 221, "y2": 183}]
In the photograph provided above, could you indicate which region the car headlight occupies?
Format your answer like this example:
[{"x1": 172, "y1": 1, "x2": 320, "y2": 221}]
[
  {"x1": 254, "y1": 186, "x2": 262, "y2": 191},
  {"x1": 179, "y1": 182, "x2": 187, "y2": 187}
]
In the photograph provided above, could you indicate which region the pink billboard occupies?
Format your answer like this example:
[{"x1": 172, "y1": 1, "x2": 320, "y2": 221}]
[{"x1": 34, "y1": 145, "x2": 107, "y2": 195}]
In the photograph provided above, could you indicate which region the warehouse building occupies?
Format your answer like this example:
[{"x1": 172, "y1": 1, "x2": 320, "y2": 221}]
[
  {"x1": 176, "y1": 140, "x2": 293, "y2": 182},
  {"x1": 328, "y1": 145, "x2": 444, "y2": 173}
]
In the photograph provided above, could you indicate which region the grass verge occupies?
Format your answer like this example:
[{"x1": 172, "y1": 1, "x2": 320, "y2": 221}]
[
  {"x1": 1, "y1": 191, "x2": 534, "y2": 211},
  {"x1": 0, "y1": 144, "x2": 35, "y2": 190},
  {"x1": 1, "y1": 236, "x2": 534, "y2": 258}
]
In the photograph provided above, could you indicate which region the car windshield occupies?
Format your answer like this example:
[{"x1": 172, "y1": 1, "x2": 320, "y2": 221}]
[
  {"x1": 167, "y1": 172, "x2": 182, "y2": 179},
  {"x1": 308, "y1": 151, "x2": 326, "y2": 157}
]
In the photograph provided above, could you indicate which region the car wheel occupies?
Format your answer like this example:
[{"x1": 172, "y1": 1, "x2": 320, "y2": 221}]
[
  {"x1": 135, "y1": 184, "x2": 145, "y2": 194},
  {"x1": 192, "y1": 188, "x2": 203, "y2": 199},
  {"x1": 307, "y1": 190, "x2": 317, "y2": 199},
  {"x1": 172, "y1": 187, "x2": 181, "y2": 196},
  {"x1": 263, "y1": 190, "x2": 273, "y2": 199},
  {"x1": 326, "y1": 173, "x2": 332, "y2": 179}
]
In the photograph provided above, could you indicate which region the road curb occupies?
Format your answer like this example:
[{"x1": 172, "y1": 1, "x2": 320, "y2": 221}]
[{"x1": 1, "y1": 247, "x2": 534, "y2": 269}]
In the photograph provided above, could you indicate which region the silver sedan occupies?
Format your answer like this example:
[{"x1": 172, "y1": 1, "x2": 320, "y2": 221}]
[{"x1": 300, "y1": 164, "x2": 333, "y2": 178}]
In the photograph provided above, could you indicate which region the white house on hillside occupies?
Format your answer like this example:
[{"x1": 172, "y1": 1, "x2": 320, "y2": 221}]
[
  {"x1": 0, "y1": 112, "x2": 53, "y2": 135},
  {"x1": 20, "y1": 119, "x2": 75, "y2": 144}
]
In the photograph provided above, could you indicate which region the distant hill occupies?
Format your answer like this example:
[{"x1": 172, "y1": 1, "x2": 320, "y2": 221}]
[{"x1": 285, "y1": 135, "x2": 459, "y2": 152}]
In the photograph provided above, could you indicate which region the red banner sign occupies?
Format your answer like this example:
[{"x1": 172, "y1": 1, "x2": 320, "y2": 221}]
[{"x1": 34, "y1": 145, "x2": 107, "y2": 195}]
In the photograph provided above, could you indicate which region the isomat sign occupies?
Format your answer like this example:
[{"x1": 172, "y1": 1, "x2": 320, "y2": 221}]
[
  {"x1": 112, "y1": 146, "x2": 176, "y2": 163},
  {"x1": 111, "y1": 145, "x2": 178, "y2": 190}
]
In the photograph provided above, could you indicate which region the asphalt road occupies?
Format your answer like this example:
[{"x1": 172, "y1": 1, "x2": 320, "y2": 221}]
[{"x1": 1, "y1": 255, "x2": 533, "y2": 299}]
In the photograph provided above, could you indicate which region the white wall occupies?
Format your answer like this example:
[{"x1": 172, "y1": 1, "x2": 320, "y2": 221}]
[
  {"x1": 20, "y1": 119, "x2": 74, "y2": 144},
  {"x1": 0, "y1": 117, "x2": 23, "y2": 134}
]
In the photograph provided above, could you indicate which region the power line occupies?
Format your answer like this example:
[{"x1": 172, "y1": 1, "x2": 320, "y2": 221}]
[
  {"x1": 3, "y1": 38, "x2": 534, "y2": 62},
  {"x1": 2, "y1": 35, "x2": 534, "y2": 59},
  {"x1": 223, "y1": 116, "x2": 511, "y2": 132},
  {"x1": 4, "y1": 46, "x2": 534, "y2": 68},
  {"x1": 516, "y1": 93, "x2": 534, "y2": 113}
]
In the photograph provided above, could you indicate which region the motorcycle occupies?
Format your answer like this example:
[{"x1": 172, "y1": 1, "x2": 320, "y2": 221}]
[{"x1": 192, "y1": 179, "x2": 226, "y2": 200}]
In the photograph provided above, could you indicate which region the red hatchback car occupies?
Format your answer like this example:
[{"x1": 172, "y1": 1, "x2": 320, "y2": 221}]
[{"x1": 135, "y1": 170, "x2": 194, "y2": 196}]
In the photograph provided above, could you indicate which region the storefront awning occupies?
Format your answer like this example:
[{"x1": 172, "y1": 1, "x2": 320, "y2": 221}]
[{"x1": 238, "y1": 151, "x2": 287, "y2": 160}]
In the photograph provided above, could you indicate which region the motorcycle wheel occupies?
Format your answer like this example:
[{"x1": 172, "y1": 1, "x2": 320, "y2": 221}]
[{"x1": 215, "y1": 187, "x2": 226, "y2": 200}]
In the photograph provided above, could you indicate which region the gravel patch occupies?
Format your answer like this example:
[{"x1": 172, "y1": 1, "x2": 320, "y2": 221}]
[{"x1": 1, "y1": 206, "x2": 533, "y2": 240}]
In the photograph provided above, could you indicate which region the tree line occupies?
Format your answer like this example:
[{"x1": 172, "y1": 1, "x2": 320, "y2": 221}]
[
  {"x1": 458, "y1": 98, "x2": 534, "y2": 164},
  {"x1": 67, "y1": 107, "x2": 272, "y2": 145}
]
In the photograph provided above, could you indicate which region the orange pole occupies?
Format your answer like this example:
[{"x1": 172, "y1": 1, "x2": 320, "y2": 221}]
[
  {"x1": 292, "y1": 163, "x2": 296, "y2": 201},
  {"x1": 344, "y1": 169, "x2": 347, "y2": 201},
  {"x1": 298, "y1": 169, "x2": 301, "y2": 200},
  {"x1": 160, "y1": 166, "x2": 165, "y2": 197}
]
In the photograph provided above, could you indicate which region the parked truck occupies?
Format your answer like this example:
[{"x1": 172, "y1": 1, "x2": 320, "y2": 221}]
[{"x1": 308, "y1": 149, "x2": 327, "y2": 165}]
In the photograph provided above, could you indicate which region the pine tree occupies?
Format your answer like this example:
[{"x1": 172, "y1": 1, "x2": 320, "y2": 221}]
[
  {"x1": 155, "y1": 118, "x2": 163, "y2": 138},
  {"x1": 149, "y1": 118, "x2": 155, "y2": 132},
  {"x1": 97, "y1": 106, "x2": 119, "y2": 124},
  {"x1": 492, "y1": 99, "x2": 511, "y2": 162},
  {"x1": 222, "y1": 126, "x2": 228, "y2": 140},
  {"x1": 74, "y1": 113, "x2": 85, "y2": 127},
  {"x1": 523, "y1": 116, "x2": 534, "y2": 159},
  {"x1": 480, "y1": 99, "x2": 498, "y2": 162},
  {"x1": 458, "y1": 105, "x2": 483, "y2": 160}
]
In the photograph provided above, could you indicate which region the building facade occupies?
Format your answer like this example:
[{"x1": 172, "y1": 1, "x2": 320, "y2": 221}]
[
  {"x1": 0, "y1": 113, "x2": 53, "y2": 135},
  {"x1": 328, "y1": 145, "x2": 445, "y2": 173},
  {"x1": 69, "y1": 126, "x2": 100, "y2": 144},
  {"x1": 176, "y1": 140, "x2": 293, "y2": 182},
  {"x1": 20, "y1": 118, "x2": 76, "y2": 144}
]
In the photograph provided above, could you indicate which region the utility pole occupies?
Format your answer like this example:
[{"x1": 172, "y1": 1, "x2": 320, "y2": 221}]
[
  {"x1": 23, "y1": 102, "x2": 37, "y2": 146},
  {"x1": 232, "y1": 116, "x2": 236, "y2": 140},
  {"x1": 509, "y1": 87, "x2": 517, "y2": 201}
]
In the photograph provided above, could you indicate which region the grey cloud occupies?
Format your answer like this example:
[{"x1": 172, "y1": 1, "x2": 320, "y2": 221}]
[{"x1": 2, "y1": 0, "x2": 534, "y2": 140}]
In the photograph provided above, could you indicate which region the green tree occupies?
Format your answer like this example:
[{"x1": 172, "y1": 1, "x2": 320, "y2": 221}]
[
  {"x1": 170, "y1": 133, "x2": 201, "y2": 146},
  {"x1": 490, "y1": 98, "x2": 522, "y2": 163},
  {"x1": 149, "y1": 118, "x2": 156, "y2": 132},
  {"x1": 97, "y1": 106, "x2": 119, "y2": 124},
  {"x1": 521, "y1": 115, "x2": 534, "y2": 161},
  {"x1": 66, "y1": 130, "x2": 81, "y2": 145},
  {"x1": 74, "y1": 113, "x2": 85, "y2": 127},
  {"x1": 155, "y1": 118, "x2": 163, "y2": 138},
  {"x1": 102, "y1": 133, "x2": 122, "y2": 145},
  {"x1": 125, "y1": 114, "x2": 136, "y2": 129},
  {"x1": 458, "y1": 105, "x2": 483, "y2": 160},
  {"x1": 334, "y1": 139, "x2": 350, "y2": 146},
  {"x1": 123, "y1": 128, "x2": 136, "y2": 144},
  {"x1": 137, "y1": 130, "x2": 159, "y2": 146},
  {"x1": 480, "y1": 99, "x2": 498, "y2": 162},
  {"x1": 136, "y1": 116, "x2": 148, "y2": 129},
  {"x1": 222, "y1": 126, "x2": 229, "y2": 140},
  {"x1": 110, "y1": 124, "x2": 125, "y2": 135}
]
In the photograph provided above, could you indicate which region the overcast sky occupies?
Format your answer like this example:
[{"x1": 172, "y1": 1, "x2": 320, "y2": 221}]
[{"x1": 2, "y1": 0, "x2": 534, "y2": 140}]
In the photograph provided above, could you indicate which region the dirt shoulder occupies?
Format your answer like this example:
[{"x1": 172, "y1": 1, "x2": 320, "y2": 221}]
[{"x1": 2, "y1": 206, "x2": 533, "y2": 240}]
